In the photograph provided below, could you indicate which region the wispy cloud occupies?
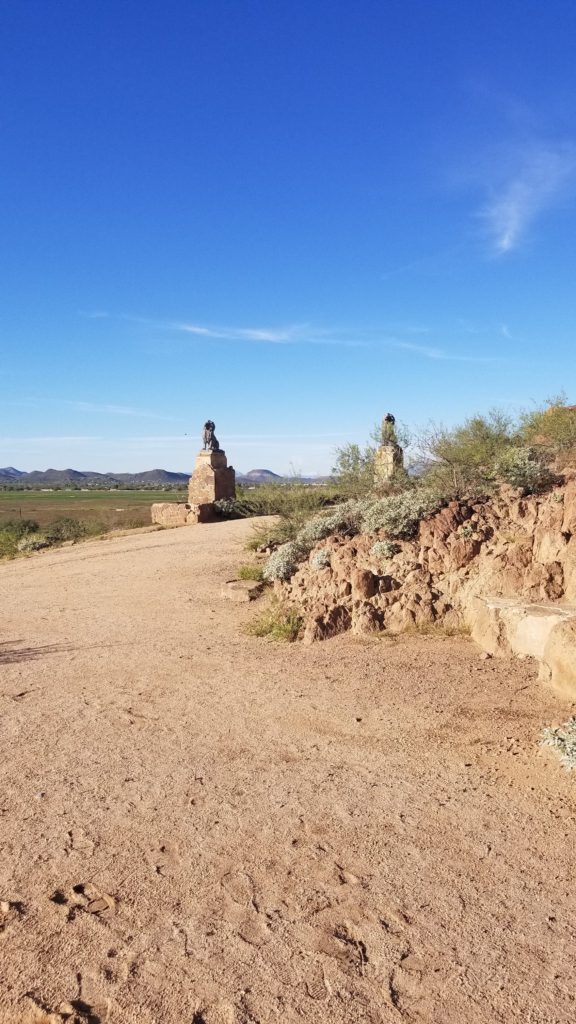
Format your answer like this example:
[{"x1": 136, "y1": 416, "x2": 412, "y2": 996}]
[
  {"x1": 480, "y1": 142, "x2": 576, "y2": 254},
  {"x1": 391, "y1": 341, "x2": 506, "y2": 364},
  {"x1": 170, "y1": 320, "x2": 368, "y2": 346},
  {"x1": 81, "y1": 312, "x2": 516, "y2": 362},
  {"x1": 82, "y1": 312, "x2": 367, "y2": 347},
  {"x1": 171, "y1": 321, "x2": 311, "y2": 343},
  {"x1": 69, "y1": 401, "x2": 178, "y2": 421},
  {"x1": 0, "y1": 436, "x2": 102, "y2": 445}
]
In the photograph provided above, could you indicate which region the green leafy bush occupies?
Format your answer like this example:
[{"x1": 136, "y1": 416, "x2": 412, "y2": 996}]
[
  {"x1": 417, "y1": 410, "x2": 517, "y2": 494},
  {"x1": 331, "y1": 442, "x2": 376, "y2": 497},
  {"x1": 0, "y1": 518, "x2": 39, "y2": 539},
  {"x1": 0, "y1": 530, "x2": 18, "y2": 558},
  {"x1": 521, "y1": 395, "x2": 576, "y2": 454},
  {"x1": 44, "y1": 517, "x2": 88, "y2": 543}
]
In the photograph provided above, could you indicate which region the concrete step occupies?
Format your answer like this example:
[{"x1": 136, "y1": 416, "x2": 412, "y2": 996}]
[{"x1": 470, "y1": 597, "x2": 576, "y2": 698}]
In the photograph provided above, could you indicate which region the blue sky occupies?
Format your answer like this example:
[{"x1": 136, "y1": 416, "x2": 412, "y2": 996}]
[{"x1": 2, "y1": 0, "x2": 576, "y2": 474}]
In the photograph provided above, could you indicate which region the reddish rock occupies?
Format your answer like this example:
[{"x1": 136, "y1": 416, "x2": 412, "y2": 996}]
[{"x1": 351, "y1": 569, "x2": 378, "y2": 599}]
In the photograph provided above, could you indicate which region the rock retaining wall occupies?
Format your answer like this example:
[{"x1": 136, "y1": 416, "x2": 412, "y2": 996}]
[{"x1": 278, "y1": 477, "x2": 576, "y2": 694}]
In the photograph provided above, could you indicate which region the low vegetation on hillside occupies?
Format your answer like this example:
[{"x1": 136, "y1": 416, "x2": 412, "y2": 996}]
[
  {"x1": 0, "y1": 516, "x2": 113, "y2": 559},
  {"x1": 256, "y1": 396, "x2": 575, "y2": 583}
]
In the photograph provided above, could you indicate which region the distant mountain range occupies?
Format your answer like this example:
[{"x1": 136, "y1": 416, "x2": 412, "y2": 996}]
[
  {"x1": 0, "y1": 466, "x2": 319, "y2": 488},
  {"x1": 0, "y1": 467, "x2": 190, "y2": 487}
]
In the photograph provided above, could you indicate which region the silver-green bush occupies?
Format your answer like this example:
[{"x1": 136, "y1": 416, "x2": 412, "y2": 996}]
[
  {"x1": 17, "y1": 534, "x2": 51, "y2": 552},
  {"x1": 311, "y1": 548, "x2": 331, "y2": 570},
  {"x1": 263, "y1": 490, "x2": 445, "y2": 581},
  {"x1": 360, "y1": 490, "x2": 441, "y2": 538},
  {"x1": 262, "y1": 541, "x2": 303, "y2": 581},
  {"x1": 370, "y1": 540, "x2": 401, "y2": 559},
  {"x1": 494, "y1": 446, "x2": 552, "y2": 493},
  {"x1": 541, "y1": 718, "x2": 576, "y2": 769}
]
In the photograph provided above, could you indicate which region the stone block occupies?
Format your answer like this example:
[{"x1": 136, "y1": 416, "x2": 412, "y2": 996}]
[
  {"x1": 221, "y1": 580, "x2": 264, "y2": 602},
  {"x1": 469, "y1": 595, "x2": 576, "y2": 664},
  {"x1": 151, "y1": 502, "x2": 189, "y2": 527},
  {"x1": 541, "y1": 619, "x2": 576, "y2": 698},
  {"x1": 187, "y1": 502, "x2": 217, "y2": 524},
  {"x1": 188, "y1": 449, "x2": 236, "y2": 504},
  {"x1": 374, "y1": 443, "x2": 403, "y2": 484}
]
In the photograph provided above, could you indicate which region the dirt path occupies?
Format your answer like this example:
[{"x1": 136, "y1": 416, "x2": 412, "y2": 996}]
[{"x1": 0, "y1": 519, "x2": 575, "y2": 1024}]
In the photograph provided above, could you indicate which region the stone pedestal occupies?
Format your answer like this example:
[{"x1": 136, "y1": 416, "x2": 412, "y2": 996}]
[
  {"x1": 188, "y1": 449, "x2": 236, "y2": 504},
  {"x1": 374, "y1": 443, "x2": 404, "y2": 485},
  {"x1": 150, "y1": 448, "x2": 236, "y2": 527}
]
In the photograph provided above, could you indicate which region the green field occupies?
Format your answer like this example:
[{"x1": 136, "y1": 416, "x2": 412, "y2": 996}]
[{"x1": 0, "y1": 489, "x2": 186, "y2": 530}]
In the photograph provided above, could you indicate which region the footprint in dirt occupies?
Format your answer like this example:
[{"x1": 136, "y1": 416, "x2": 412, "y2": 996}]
[
  {"x1": 192, "y1": 1001, "x2": 235, "y2": 1024},
  {"x1": 49, "y1": 884, "x2": 115, "y2": 922},
  {"x1": 220, "y1": 870, "x2": 255, "y2": 906},
  {"x1": 14, "y1": 993, "x2": 104, "y2": 1024},
  {"x1": 389, "y1": 952, "x2": 438, "y2": 1017},
  {"x1": 148, "y1": 841, "x2": 181, "y2": 877},
  {"x1": 66, "y1": 829, "x2": 95, "y2": 857}
]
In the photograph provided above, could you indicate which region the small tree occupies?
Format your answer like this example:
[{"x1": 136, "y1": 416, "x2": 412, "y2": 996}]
[
  {"x1": 520, "y1": 394, "x2": 576, "y2": 456},
  {"x1": 416, "y1": 409, "x2": 517, "y2": 495},
  {"x1": 331, "y1": 441, "x2": 376, "y2": 497}
]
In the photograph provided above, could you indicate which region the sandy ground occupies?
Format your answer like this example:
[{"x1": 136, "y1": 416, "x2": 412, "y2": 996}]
[{"x1": 0, "y1": 518, "x2": 575, "y2": 1024}]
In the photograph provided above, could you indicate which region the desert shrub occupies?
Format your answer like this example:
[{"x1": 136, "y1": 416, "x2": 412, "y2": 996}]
[
  {"x1": 243, "y1": 482, "x2": 344, "y2": 551},
  {"x1": 493, "y1": 446, "x2": 553, "y2": 493},
  {"x1": 521, "y1": 395, "x2": 576, "y2": 454},
  {"x1": 121, "y1": 517, "x2": 146, "y2": 530},
  {"x1": 262, "y1": 498, "x2": 374, "y2": 580},
  {"x1": 262, "y1": 541, "x2": 303, "y2": 581},
  {"x1": 0, "y1": 530, "x2": 18, "y2": 558},
  {"x1": 297, "y1": 498, "x2": 370, "y2": 545},
  {"x1": 0, "y1": 518, "x2": 39, "y2": 539},
  {"x1": 241, "y1": 482, "x2": 339, "y2": 519},
  {"x1": 416, "y1": 410, "x2": 517, "y2": 495},
  {"x1": 331, "y1": 442, "x2": 377, "y2": 497},
  {"x1": 246, "y1": 598, "x2": 302, "y2": 642},
  {"x1": 237, "y1": 563, "x2": 264, "y2": 581},
  {"x1": 17, "y1": 533, "x2": 51, "y2": 552},
  {"x1": 360, "y1": 489, "x2": 442, "y2": 538},
  {"x1": 310, "y1": 548, "x2": 331, "y2": 570},
  {"x1": 246, "y1": 518, "x2": 298, "y2": 551},
  {"x1": 214, "y1": 497, "x2": 256, "y2": 519},
  {"x1": 44, "y1": 517, "x2": 88, "y2": 543},
  {"x1": 370, "y1": 540, "x2": 401, "y2": 559},
  {"x1": 541, "y1": 718, "x2": 576, "y2": 769},
  {"x1": 262, "y1": 491, "x2": 442, "y2": 580}
]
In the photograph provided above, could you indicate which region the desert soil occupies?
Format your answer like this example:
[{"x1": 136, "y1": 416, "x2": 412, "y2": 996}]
[{"x1": 0, "y1": 518, "x2": 575, "y2": 1024}]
